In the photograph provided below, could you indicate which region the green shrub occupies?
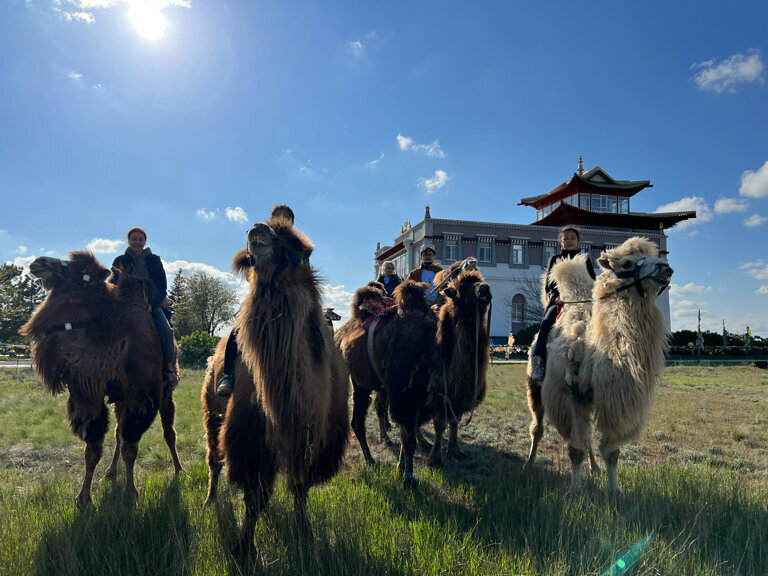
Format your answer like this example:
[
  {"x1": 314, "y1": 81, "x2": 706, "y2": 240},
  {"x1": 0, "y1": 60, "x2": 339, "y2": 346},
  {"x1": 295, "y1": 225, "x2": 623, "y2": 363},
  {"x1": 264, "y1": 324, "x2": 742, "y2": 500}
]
[{"x1": 178, "y1": 331, "x2": 219, "y2": 368}]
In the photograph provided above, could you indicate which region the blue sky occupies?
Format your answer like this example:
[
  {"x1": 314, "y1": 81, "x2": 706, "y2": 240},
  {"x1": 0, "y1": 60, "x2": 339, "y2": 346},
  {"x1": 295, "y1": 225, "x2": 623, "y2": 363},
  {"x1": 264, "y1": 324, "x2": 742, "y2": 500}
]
[{"x1": 2, "y1": 0, "x2": 768, "y2": 336}]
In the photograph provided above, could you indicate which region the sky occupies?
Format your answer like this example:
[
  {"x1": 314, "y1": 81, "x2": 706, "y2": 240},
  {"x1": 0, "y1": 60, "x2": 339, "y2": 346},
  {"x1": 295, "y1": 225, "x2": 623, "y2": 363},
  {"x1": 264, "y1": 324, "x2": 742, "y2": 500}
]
[{"x1": 2, "y1": 0, "x2": 768, "y2": 337}]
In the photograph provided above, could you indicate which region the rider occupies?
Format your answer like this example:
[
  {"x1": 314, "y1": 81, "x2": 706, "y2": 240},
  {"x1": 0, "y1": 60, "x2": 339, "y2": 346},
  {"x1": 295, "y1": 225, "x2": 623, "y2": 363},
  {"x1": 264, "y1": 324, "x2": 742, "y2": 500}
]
[
  {"x1": 407, "y1": 245, "x2": 442, "y2": 302},
  {"x1": 530, "y1": 226, "x2": 596, "y2": 381},
  {"x1": 216, "y1": 204, "x2": 295, "y2": 397},
  {"x1": 111, "y1": 227, "x2": 179, "y2": 389}
]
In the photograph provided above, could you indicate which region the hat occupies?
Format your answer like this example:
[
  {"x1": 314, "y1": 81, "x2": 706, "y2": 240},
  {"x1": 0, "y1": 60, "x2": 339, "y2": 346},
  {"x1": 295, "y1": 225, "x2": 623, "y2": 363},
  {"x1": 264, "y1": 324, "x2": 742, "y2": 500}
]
[{"x1": 419, "y1": 244, "x2": 436, "y2": 255}]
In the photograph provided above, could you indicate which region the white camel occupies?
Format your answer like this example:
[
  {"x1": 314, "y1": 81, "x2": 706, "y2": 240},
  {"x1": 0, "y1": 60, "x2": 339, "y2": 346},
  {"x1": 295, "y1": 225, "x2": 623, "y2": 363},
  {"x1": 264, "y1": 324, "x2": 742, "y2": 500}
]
[{"x1": 523, "y1": 237, "x2": 673, "y2": 500}]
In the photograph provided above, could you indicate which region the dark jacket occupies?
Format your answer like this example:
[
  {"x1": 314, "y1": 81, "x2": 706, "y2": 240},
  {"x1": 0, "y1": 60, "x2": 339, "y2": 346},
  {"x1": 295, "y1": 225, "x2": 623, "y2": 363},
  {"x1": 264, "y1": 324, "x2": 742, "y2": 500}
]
[
  {"x1": 111, "y1": 250, "x2": 168, "y2": 310},
  {"x1": 544, "y1": 250, "x2": 596, "y2": 308},
  {"x1": 376, "y1": 273, "x2": 403, "y2": 297}
]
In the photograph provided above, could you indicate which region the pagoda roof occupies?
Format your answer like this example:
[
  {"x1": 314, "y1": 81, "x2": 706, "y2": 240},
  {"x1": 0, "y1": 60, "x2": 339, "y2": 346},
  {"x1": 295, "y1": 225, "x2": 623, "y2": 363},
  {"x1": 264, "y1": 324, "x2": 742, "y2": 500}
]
[
  {"x1": 519, "y1": 166, "x2": 652, "y2": 208},
  {"x1": 534, "y1": 202, "x2": 696, "y2": 231}
]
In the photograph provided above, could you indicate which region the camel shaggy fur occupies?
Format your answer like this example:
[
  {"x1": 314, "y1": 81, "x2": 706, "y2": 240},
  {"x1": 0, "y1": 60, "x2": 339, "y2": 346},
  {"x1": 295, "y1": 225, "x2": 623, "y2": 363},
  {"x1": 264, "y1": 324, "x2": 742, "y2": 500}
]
[
  {"x1": 201, "y1": 217, "x2": 349, "y2": 556},
  {"x1": 426, "y1": 269, "x2": 491, "y2": 466},
  {"x1": 336, "y1": 280, "x2": 436, "y2": 487},
  {"x1": 524, "y1": 237, "x2": 673, "y2": 499},
  {"x1": 21, "y1": 251, "x2": 182, "y2": 507}
]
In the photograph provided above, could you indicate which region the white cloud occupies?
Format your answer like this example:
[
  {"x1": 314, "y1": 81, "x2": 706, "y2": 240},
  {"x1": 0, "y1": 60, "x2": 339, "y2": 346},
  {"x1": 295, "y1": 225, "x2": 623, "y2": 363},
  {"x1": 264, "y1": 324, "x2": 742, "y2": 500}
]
[
  {"x1": 15, "y1": 246, "x2": 28, "y2": 255},
  {"x1": 739, "y1": 161, "x2": 768, "y2": 198},
  {"x1": 54, "y1": 8, "x2": 96, "y2": 23},
  {"x1": 13, "y1": 256, "x2": 37, "y2": 269},
  {"x1": 320, "y1": 284, "x2": 354, "y2": 325},
  {"x1": 67, "y1": 71, "x2": 83, "y2": 81},
  {"x1": 86, "y1": 237, "x2": 123, "y2": 254},
  {"x1": 196, "y1": 208, "x2": 219, "y2": 221},
  {"x1": 756, "y1": 286, "x2": 768, "y2": 295},
  {"x1": 744, "y1": 214, "x2": 768, "y2": 227},
  {"x1": 346, "y1": 40, "x2": 365, "y2": 58},
  {"x1": 743, "y1": 261, "x2": 768, "y2": 280},
  {"x1": 51, "y1": 0, "x2": 190, "y2": 25},
  {"x1": 670, "y1": 282, "x2": 711, "y2": 297},
  {"x1": 366, "y1": 152, "x2": 385, "y2": 167},
  {"x1": 654, "y1": 196, "x2": 712, "y2": 231},
  {"x1": 419, "y1": 170, "x2": 450, "y2": 193},
  {"x1": 691, "y1": 50, "x2": 764, "y2": 93},
  {"x1": 713, "y1": 197, "x2": 747, "y2": 214},
  {"x1": 396, "y1": 134, "x2": 446, "y2": 158},
  {"x1": 225, "y1": 206, "x2": 248, "y2": 224},
  {"x1": 163, "y1": 259, "x2": 249, "y2": 303}
]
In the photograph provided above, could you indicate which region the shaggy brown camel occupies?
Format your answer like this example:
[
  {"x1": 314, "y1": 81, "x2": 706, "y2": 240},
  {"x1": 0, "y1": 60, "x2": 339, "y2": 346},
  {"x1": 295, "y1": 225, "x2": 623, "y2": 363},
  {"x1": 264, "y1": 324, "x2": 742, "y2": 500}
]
[
  {"x1": 21, "y1": 251, "x2": 182, "y2": 508},
  {"x1": 426, "y1": 268, "x2": 491, "y2": 466},
  {"x1": 336, "y1": 280, "x2": 436, "y2": 488},
  {"x1": 201, "y1": 217, "x2": 349, "y2": 556},
  {"x1": 523, "y1": 237, "x2": 673, "y2": 501}
]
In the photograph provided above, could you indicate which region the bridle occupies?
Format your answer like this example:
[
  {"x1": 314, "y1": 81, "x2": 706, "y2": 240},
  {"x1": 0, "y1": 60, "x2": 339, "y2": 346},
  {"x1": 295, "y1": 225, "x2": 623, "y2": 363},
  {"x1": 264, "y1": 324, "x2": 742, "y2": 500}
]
[{"x1": 560, "y1": 258, "x2": 671, "y2": 304}]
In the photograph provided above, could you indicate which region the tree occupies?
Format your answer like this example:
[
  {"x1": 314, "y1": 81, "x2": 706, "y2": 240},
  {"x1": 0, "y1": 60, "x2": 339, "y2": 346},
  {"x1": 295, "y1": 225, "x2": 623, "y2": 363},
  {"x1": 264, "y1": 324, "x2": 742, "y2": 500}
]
[
  {"x1": 172, "y1": 271, "x2": 238, "y2": 338},
  {"x1": 167, "y1": 269, "x2": 187, "y2": 310},
  {"x1": 0, "y1": 263, "x2": 46, "y2": 343},
  {"x1": 503, "y1": 275, "x2": 545, "y2": 329}
]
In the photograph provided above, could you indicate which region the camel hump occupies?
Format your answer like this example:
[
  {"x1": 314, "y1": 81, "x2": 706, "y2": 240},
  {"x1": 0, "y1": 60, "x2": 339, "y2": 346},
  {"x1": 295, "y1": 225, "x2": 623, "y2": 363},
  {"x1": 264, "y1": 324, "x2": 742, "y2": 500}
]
[
  {"x1": 393, "y1": 280, "x2": 431, "y2": 314},
  {"x1": 550, "y1": 254, "x2": 594, "y2": 303}
]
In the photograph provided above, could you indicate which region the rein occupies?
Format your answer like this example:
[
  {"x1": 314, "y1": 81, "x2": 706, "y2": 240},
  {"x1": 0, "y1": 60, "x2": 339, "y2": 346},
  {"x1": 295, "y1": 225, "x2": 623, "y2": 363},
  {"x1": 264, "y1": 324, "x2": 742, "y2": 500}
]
[
  {"x1": 427, "y1": 257, "x2": 477, "y2": 299},
  {"x1": 559, "y1": 259, "x2": 670, "y2": 305}
]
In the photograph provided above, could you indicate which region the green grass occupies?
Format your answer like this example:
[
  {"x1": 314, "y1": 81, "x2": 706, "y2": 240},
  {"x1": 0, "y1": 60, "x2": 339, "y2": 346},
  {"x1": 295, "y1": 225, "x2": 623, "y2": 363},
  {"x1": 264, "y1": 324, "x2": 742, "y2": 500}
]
[{"x1": 1, "y1": 365, "x2": 767, "y2": 575}]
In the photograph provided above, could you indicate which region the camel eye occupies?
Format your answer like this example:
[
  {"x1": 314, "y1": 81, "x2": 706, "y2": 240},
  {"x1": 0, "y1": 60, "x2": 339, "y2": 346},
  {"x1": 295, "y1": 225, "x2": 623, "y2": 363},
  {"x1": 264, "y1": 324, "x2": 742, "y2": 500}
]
[{"x1": 621, "y1": 260, "x2": 633, "y2": 269}]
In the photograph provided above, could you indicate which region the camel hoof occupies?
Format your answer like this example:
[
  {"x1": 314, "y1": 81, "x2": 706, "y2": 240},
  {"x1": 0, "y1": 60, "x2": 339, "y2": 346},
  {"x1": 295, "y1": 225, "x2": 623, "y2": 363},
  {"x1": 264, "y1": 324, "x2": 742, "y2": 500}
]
[
  {"x1": 447, "y1": 448, "x2": 467, "y2": 460},
  {"x1": 203, "y1": 495, "x2": 215, "y2": 507},
  {"x1": 427, "y1": 453, "x2": 443, "y2": 468},
  {"x1": 403, "y1": 476, "x2": 417, "y2": 490},
  {"x1": 380, "y1": 436, "x2": 394, "y2": 448},
  {"x1": 124, "y1": 489, "x2": 138, "y2": 507},
  {"x1": 233, "y1": 539, "x2": 257, "y2": 561},
  {"x1": 174, "y1": 466, "x2": 187, "y2": 478},
  {"x1": 522, "y1": 461, "x2": 534, "y2": 475},
  {"x1": 418, "y1": 438, "x2": 432, "y2": 452},
  {"x1": 102, "y1": 468, "x2": 117, "y2": 482}
]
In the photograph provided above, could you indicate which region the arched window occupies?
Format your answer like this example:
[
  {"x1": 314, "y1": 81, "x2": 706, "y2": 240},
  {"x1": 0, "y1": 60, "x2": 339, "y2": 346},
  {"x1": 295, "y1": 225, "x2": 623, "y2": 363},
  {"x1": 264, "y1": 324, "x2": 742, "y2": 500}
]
[{"x1": 511, "y1": 293, "x2": 526, "y2": 323}]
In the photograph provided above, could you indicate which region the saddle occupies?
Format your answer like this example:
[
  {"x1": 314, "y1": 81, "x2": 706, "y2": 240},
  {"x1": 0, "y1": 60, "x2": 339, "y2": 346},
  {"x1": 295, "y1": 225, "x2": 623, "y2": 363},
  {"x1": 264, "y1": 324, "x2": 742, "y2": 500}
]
[{"x1": 359, "y1": 296, "x2": 397, "y2": 334}]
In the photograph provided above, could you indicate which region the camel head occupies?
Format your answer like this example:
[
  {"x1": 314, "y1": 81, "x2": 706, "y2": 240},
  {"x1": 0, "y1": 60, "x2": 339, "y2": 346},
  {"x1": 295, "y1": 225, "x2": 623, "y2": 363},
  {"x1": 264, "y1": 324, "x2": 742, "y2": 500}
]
[
  {"x1": 441, "y1": 269, "x2": 492, "y2": 311},
  {"x1": 29, "y1": 251, "x2": 110, "y2": 292},
  {"x1": 597, "y1": 237, "x2": 674, "y2": 297},
  {"x1": 393, "y1": 280, "x2": 433, "y2": 315},
  {"x1": 350, "y1": 283, "x2": 388, "y2": 320},
  {"x1": 232, "y1": 219, "x2": 313, "y2": 283}
]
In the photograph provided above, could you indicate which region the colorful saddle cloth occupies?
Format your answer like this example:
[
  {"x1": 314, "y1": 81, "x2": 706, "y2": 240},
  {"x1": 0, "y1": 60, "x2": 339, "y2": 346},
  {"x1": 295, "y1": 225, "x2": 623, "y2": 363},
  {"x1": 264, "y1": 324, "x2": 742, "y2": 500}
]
[{"x1": 360, "y1": 295, "x2": 398, "y2": 333}]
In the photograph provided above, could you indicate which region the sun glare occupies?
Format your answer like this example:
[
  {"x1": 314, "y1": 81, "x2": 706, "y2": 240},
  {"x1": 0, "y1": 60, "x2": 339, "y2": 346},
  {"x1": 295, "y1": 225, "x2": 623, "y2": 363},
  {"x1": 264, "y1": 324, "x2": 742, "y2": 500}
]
[{"x1": 129, "y1": 3, "x2": 167, "y2": 41}]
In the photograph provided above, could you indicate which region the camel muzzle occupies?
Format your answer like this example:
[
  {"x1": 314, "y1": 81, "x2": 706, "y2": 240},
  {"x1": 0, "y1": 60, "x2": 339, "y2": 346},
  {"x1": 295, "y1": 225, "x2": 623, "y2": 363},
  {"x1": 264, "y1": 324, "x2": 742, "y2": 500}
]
[{"x1": 247, "y1": 224, "x2": 276, "y2": 257}]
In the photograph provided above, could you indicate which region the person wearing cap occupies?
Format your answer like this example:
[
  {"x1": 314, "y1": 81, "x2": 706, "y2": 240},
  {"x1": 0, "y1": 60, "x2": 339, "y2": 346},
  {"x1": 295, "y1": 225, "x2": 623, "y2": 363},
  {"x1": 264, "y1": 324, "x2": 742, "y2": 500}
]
[
  {"x1": 407, "y1": 244, "x2": 442, "y2": 302},
  {"x1": 530, "y1": 225, "x2": 596, "y2": 381},
  {"x1": 216, "y1": 204, "x2": 295, "y2": 397}
]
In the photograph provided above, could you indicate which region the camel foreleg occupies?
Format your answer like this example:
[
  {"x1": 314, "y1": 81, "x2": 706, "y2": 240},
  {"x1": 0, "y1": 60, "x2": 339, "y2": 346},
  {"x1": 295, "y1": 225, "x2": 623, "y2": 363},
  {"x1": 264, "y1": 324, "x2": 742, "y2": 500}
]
[
  {"x1": 70, "y1": 397, "x2": 109, "y2": 508},
  {"x1": 236, "y1": 481, "x2": 271, "y2": 559},
  {"x1": 600, "y1": 438, "x2": 624, "y2": 504},
  {"x1": 159, "y1": 388, "x2": 183, "y2": 476},
  {"x1": 446, "y1": 420, "x2": 466, "y2": 460},
  {"x1": 523, "y1": 377, "x2": 544, "y2": 473},
  {"x1": 203, "y1": 412, "x2": 225, "y2": 506},
  {"x1": 103, "y1": 418, "x2": 121, "y2": 482},
  {"x1": 427, "y1": 417, "x2": 447, "y2": 467},
  {"x1": 566, "y1": 401, "x2": 593, "y2": 494},
  {"x1": 351, "y1": 384, "x2": 376, "y2": 465},
  {"x1": 288, "y1": 481, "x2": 313, "y2": 538},
  {"x1": 374, "y1": 390, "x2": 393, "y2": 447},
  {"x1": 121, "y1": 439, "x2": 139, "y2": 506},
  {"x1": 77, "y1": 440, "x2": 104, "y2": 508},
  {"x1": 397, "y1": 423, "x2": 418, "y2": 489}
]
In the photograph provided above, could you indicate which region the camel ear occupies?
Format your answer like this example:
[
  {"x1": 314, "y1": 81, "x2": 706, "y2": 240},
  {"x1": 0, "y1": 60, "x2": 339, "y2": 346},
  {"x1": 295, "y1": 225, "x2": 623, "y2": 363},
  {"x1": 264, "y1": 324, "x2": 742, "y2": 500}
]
[
  {"x1": 232, "y1": 248, "x2": 252, "y2": 275},
  {"x1": 95, "y1": 268, "x2": 110, "y2": 283},
  {"x1": 443, "y1": 286, "x2": 457, "y2": 300},
  {"x1": 597, "y1": 254, "x2": 613, "y2": 272}
]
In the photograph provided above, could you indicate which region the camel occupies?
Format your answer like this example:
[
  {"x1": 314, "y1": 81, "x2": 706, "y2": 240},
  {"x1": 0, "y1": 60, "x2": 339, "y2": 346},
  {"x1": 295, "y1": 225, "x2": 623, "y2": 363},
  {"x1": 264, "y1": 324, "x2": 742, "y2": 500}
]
[
  {"x1": 201, "y1": 217, "x2": 349, "y2": 556},
  {"x1": 523, "y1": 237, "x2": 673, "y2": 500},
  {"x1": 21, "y1": 251, "x2": 182, "y2": 507},
  {"x1": 425, "y1": 268, "x2": 492, "y2": 466},
  {"x1": 336, "y1": 280, "x2": 436, "y2": 488}
]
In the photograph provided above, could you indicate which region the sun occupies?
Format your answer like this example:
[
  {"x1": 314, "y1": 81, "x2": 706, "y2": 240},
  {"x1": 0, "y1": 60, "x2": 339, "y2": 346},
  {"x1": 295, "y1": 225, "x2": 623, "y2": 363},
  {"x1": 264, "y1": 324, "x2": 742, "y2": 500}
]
[{"x1": 129, "y1": 3, "x2": 167, "y2": 41}]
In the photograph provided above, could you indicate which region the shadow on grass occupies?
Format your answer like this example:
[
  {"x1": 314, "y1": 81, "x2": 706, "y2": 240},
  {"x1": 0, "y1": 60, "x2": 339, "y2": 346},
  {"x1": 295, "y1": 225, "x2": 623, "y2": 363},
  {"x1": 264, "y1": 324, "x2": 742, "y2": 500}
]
[{"x1": 35, "y1": 478, "x2": 194, "y2": 576}]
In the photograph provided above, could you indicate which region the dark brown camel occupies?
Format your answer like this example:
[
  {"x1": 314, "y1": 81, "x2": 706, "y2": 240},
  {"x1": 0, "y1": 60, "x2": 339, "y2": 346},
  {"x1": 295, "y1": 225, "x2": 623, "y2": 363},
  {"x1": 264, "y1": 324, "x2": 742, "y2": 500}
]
[
  {"x1": 21, "y1": 251, "x2": 182, "y2": 507},
  {"x1": 426, "y1": 269, "x2": 491, "y2": 466},
  {"x1": 201, "y1": 217, "x2": 349, "y2": 557},
  {"x1": 336, "y1": 280, "x2": 436, "y2": 488}
]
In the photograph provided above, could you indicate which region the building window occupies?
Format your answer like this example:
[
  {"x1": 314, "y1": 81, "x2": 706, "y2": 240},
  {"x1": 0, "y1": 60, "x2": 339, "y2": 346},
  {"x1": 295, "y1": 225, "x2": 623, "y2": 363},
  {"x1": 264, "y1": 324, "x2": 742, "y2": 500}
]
[
  {"x1": 579, "y1": 193, "x2": 590, "y2": 210},
  {"x1": 445, "y1": 238, "x2": 457, "y2": 261},
  {"x1": 619, "y1": 197, "x2": 629, "y2": 214},
  {"x1": 590, "y1": 194, "x2": 618, "y2": 213},
  {"x1": 511, "y1": 294, "x2": 525, "y2": 323},
  {"x1": 563, "y1": 194, "x2": 577, "y2": 206},
  {"x1": 542, "y1": 243, "x2": 558, "y2": 266},
  {"x1": 478, "y1": 238, "x2": 492, "y2": 263},
  {"x1": 510, "y1": 242, "x2": 526, "y2": 266}
]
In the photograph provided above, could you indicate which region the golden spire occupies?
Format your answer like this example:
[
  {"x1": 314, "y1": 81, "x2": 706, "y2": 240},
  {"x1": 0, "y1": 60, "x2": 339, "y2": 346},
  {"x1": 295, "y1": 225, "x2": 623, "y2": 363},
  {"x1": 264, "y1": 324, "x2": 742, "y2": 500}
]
[
  {"x1": 577, "y1": 155, "x2": 584, "y2": 176},
  {"x1": 376, "y1": 241, "x2": 381, "y2": 251},
  {"x1": 425, "y1": 205, "x2": 431, "y2": 219}
]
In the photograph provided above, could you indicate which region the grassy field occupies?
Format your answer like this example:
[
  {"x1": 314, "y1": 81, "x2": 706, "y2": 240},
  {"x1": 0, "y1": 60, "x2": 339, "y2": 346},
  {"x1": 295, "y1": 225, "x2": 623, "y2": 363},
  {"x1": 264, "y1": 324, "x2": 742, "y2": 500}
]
[{"x1": 0, "y1": 364, "x2": 766, "y2": 575}]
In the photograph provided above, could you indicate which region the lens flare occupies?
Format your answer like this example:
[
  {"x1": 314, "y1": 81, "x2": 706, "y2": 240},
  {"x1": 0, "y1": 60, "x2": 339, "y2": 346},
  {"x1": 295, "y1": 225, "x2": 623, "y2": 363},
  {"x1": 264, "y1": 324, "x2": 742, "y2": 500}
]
[{"x1": 129, "y1": 3, "x2": 167, "y2": 41}]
